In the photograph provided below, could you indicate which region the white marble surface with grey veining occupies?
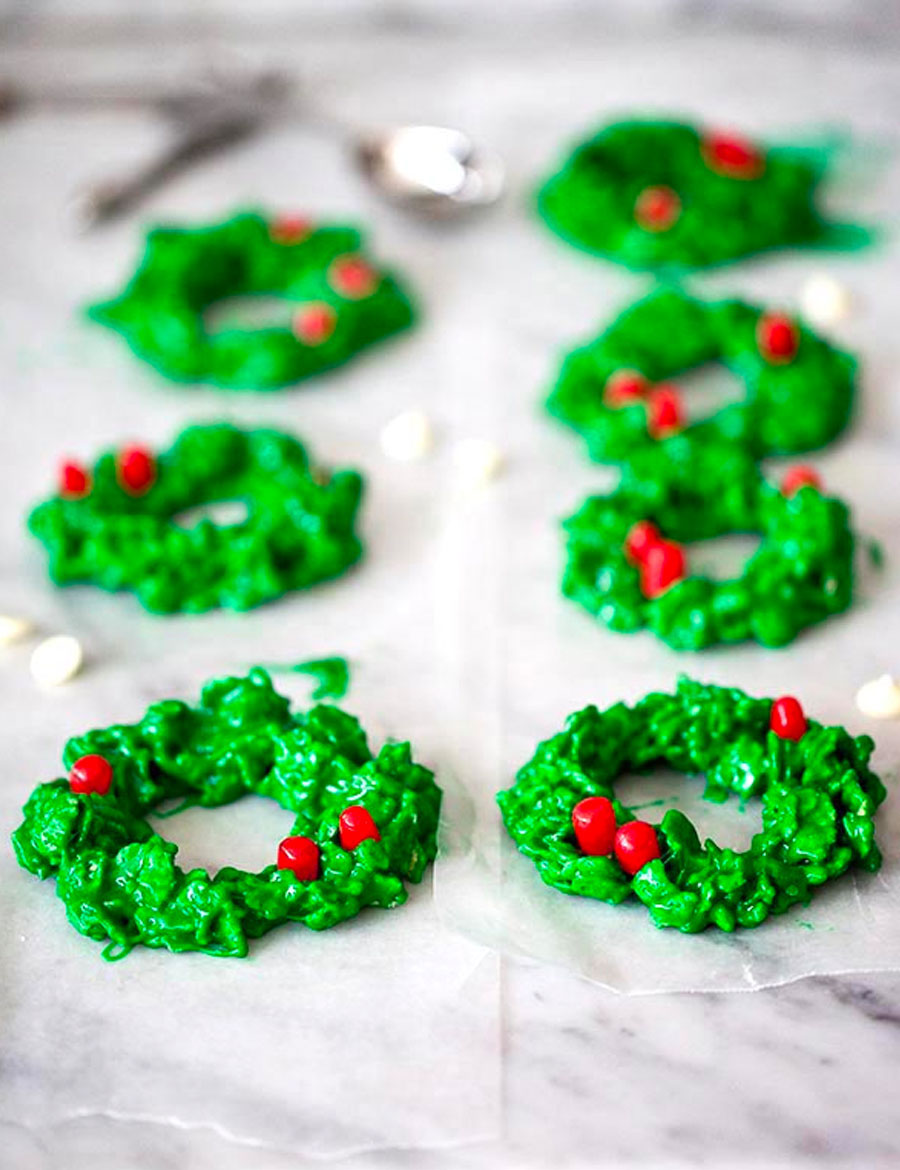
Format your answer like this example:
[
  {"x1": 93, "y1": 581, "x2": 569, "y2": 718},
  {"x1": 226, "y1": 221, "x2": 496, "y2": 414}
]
[{"x1": 1, "y1": 6, "x2": 900, "y2": 1168}]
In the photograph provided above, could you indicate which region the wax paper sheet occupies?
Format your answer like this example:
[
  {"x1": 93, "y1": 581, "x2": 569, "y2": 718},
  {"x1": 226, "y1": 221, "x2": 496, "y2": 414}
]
[
  {"x1": 0, "y1": 105, "x2": 503, "y2": 1151},
  {"x1": 433, "y1": 399, "x2": 900, "y2": 993},
  {"x1": 0, "y1": 575, "x2": 500, "y2": 1159}
]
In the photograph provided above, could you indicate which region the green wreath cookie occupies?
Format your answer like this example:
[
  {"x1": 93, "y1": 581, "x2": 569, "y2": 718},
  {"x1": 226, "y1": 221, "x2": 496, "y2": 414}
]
[
  {"x1": 547, "y1": 287, "x2": 856, "y2": 464},
  {"x1": 562, "y1": 437, "x2": 854, "y2": 650},
  {"x1": 28, "y1": 423, "x2": 363, "y2": 614},
  {"x1": 497, "y1": 678, "x2": 884, "y2": 933},
  {"x1": 88, "y1": 211, "x2": 415, "y2": 390},
  {"x1": 11, "y1": 669, "x2": 442, "y2": 959},
  {"x1": 538, "y1": 119, "x2": 853, "y2": 269}
]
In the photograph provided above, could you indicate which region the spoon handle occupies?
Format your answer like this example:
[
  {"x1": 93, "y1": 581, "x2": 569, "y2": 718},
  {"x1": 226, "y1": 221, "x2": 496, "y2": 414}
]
[{"x1": 68, "y1": 113, "x2": 259, "y2": 231}]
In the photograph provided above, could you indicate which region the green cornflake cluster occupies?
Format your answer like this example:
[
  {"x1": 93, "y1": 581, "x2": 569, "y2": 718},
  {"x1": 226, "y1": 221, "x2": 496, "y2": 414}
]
[
  {"x1": 88, "y1": 211, "x2": 415, "y2": 390},
  {"x1": 548, "y1": 287, "x2": 856, "y2": 464},
  {"x1": 497, "y1": 678, "x2": 885, "y2": 933},
  {"x1": 28, "y1": 423, "x2": 364, "y2": 614},
  {"x1": 537, "y1": 119, "x2": 845, "y2": 270},
  {"x1": 563, "y1": 436, "x2": 855, "y2": 650},
  {"x1": 11, "y1": 669, "x2": 442, "y2": 959}
]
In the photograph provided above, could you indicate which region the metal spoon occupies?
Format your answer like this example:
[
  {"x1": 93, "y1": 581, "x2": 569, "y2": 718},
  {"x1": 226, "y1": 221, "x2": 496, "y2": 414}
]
[
  {"x1": 68, "y1": 107, "x2": 504, "y2": 227},
  {"x1": 0, "y1": 69, "x2": 505, "y2": 225},
  {"x1": 354, "y1": 124, "x2": 505, "y2": 217}
]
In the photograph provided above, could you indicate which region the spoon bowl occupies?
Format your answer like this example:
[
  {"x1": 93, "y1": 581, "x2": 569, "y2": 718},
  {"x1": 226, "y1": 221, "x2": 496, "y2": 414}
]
[{"x1": 355, "y1": 124, "x2": 505, "y2": 217}]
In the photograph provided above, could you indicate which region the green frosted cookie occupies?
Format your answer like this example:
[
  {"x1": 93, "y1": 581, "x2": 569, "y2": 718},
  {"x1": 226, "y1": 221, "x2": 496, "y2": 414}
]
[
  {"x1": 28, "y1": 423, "x2": 363, "y2": 614},
  {"x1": 538, "y1": 119, "x2": 857, "y2": 270},
  {"x1": 562, "y1": 436, "x2": 855, "y2": 650},
  {"x1": 548, "y1": 287, "x2": 856, "y2": 464},
  {"x1": 11, "y1": 669, "x2": 442, "y2": 959},
  {"x1": 498, "y1": 678, "x2": 884, "y2": 933},
  {"x1": 88, "y1": 211, "x2": 415, "y2": 390}
]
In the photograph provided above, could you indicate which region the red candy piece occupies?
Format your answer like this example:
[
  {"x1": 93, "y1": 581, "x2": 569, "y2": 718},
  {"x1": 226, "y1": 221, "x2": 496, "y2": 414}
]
[
  {"x1": 757, "y1": 313, "x2": 799, "y2": 364},
  {"x1": 646, "y1": 385, "x2": 684, "y2": 439},
  {"x1": 640, "y1": 540, "x2": 686, "y2": 598},
  {"x1": 624, "y1": 519, "x2": 662, "y2": 565},
  {"x1": 69, "y1": 754, "x2": 113, "y2": 796},
  {"x1": 634, "y1": 185, "x2": 681, "y2": 232},
  {"x1": 702, "y1": 132, "x2": 764, "y2": 180},
  {"x1": 770, "y1": 696, "x2": 807, "y2": 741},
  {"x1": 293, "y1": 302, "x2": 337, "y2": 346},
  {"x1": 782, "y1": 466, "x2": 822, "y2": 497},
  {"x1": 277, "y1": 835, "x2": 320, "y2": 882},
  {"x1": 339, "y1": 805, "x2": 381, "y2": 850},
  {"x1": 614, "y1": 821, "x2": 661, "y2": 876},
  {"x1": 60, "y1": 460, "x2": 91, "y2": 499},
  {"x1": 117, "y1": 445, "x2": 156, "y2": 495},
  {"x1": 270, "y1": 214, "x2": 313, "y2": 245},
  {"x1": 604, "y1": 369, "x2": 648, "y2": 409},
  {"x1": 572, "y1": 796, "x2": 617, "y2": 856},
  {"x1": 330, "y1": 255, "x2": 379, "y2": 300}
]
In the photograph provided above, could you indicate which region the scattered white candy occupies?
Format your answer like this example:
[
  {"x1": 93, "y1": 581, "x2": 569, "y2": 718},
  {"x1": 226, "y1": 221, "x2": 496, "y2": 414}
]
[
  {"x1": 0, "y1": 614, "x2": 34, "y2": 646},
  {"x1": 380, "y1": 410, "x2": 434, "y2": 462},
  {"x1": 30, "y1": 634, "x2": 84, "y2": 687},
  {"x1": 800, "y1": 274, "x2": 852, "y2": 328},
  {"x1": 452, "y1": 437, "x2": 505, "y2": 486},
  {"x1": 856, "y1": 674, "x2": 900, "y2": 720}
]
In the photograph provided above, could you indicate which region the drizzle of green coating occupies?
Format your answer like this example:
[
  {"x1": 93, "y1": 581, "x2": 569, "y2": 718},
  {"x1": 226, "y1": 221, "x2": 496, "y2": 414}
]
[
  {"x1": 537, "y1": 119, "x2": 851, "y2": 270},
  {"x1": 548, "y1": 287, "x2": 856, "y2": 464},
  {"x1": 10, "y1": 669, "x2": 442, "y2": 959},
  {"x1": 27, "y1": 423, "x2": 364, "y2": 614},
  {"x1": 868, "y1": 539, "x2": 885, "y2": 570},
  {"x1": 562, "y1": 436, "x2": 855, "y2": 650},
  {"x1": 262, "y1": 656, "x2": 351, "y2": 700},
  {"x1": 497, "y1": 678, "x2": 885, "y2": 933},
  {"x1": 87, "y1": 211, "x2": 416, "y2": 390}
]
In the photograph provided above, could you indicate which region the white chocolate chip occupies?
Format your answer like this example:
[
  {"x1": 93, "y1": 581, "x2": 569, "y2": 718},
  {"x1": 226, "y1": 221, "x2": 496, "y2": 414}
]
[
  {"x1": 800, "y1": 274, "x2": 852, "y2": 328},
  {"x1": 30, "y1": 635, "x2": 84, "y2": 687},
  {"x1": 452, "y1": 438, "x2": 505, "y2": 486},
  {"x1": 856, "y1": 674, "x2": 900, "y2": 720},
  {"x1": 380, "y1": 410, "x2": 434, "y2": 462},
  {"x1": 0, "y1": 614, "x2": 34, "y2": 646}
]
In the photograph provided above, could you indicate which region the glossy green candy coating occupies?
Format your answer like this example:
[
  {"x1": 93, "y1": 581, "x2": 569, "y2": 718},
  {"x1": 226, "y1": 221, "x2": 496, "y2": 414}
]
[
  {"x1": 548, "y1": 287, "x2": 856, "y2": 464},
  {"x1": 497, "y1": 678, "x2": 885, "y2": 933},
  {"x1": 563, "y1": 436, "x2": 855, "y2": 650},
  {"x1": 263, "y1": 656, "x2": 351, "y2": 701},
  {"x1": 88, "y1": 211, "x2": 416, "y2": 390},
  {"x1": 28, "y1": 423, "x2": 364, "y2": 614},
  {"x1": 538, "y1": 120, "x2": 838, "y2": 270},
  {"x1": 11, "y1": 669, "x2": 442, "y2": 958}
]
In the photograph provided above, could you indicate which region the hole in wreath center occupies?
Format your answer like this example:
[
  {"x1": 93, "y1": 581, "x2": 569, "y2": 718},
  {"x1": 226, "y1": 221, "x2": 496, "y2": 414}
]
[
  {"x1": 672, "y1": 362, "x2": 745, "y2": 425},
  {"x1": 172, "y1": 499, "x2": 250, "y2": 529},
  {"x1": 681, "y1": 532, "x2": 761, "y2": 581},
  {"x1": 615, "y1": 767, "x2": 763, "y2": 854},
  {"x1": 149, "y1": 795, "x2": 298, "y2": 876},
  {"x1": 204, "y1": 294, "x2": 298, "y2": 333}
]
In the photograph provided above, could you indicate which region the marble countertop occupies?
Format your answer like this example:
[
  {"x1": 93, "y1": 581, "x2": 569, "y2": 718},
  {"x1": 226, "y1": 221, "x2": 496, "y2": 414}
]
[{"x1": 2, "y1": 8, "x2": 900, "y2": 1169}]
